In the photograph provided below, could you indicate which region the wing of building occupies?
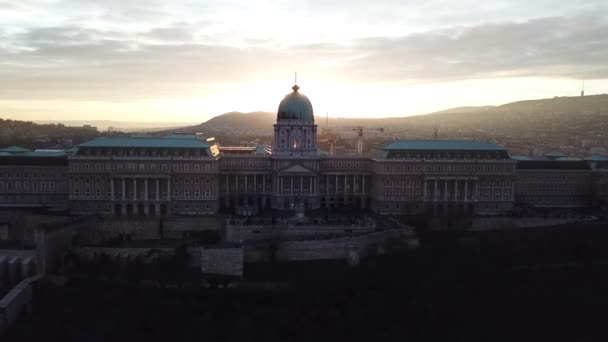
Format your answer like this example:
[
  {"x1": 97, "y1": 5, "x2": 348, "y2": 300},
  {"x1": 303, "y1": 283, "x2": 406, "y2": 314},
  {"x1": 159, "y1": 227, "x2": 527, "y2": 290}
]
[{"x1": 1, "y1": 85, "x2": 608, "y2": 216}]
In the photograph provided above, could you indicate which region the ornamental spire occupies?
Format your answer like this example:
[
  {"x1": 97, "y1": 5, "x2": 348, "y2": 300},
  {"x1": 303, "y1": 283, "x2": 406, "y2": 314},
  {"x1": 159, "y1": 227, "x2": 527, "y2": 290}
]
[{"x1": 292, "y1": 72, "x2": 299, "y2": 92}]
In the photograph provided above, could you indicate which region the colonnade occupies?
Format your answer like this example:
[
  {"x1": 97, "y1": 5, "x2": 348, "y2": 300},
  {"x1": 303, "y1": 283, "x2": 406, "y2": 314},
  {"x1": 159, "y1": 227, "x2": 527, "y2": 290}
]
[
  {"x1": 322, "y1": 174, "x2": 367, "y2": 194},
  {"x1": 275, "y1": 175, "x2": 316, "y2": 194},
  {"x1": 111, "y1": 177, "x2": 170, "y2": 201},
  {"x1": 110, "y1": 177, "x2": 170, "y2": 216},
  {"x1": 423, "y1": 178, "x2": 477, "y2": 202},
  {"x1": 224, "y1": 174, "x2": 269, "y2": 194}
]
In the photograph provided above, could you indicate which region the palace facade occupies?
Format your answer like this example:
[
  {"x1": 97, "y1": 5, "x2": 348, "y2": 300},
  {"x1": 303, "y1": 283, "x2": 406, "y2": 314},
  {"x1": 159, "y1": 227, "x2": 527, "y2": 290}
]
[{"x1": 1, "y1": 85, "x2": 607, "y2": 216}]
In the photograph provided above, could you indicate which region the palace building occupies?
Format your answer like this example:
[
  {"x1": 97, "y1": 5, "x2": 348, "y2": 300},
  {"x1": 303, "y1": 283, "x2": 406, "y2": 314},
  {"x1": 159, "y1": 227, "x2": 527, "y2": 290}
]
[{"x1": 1, "y1": 84, "x2": 607, "y2": 216}]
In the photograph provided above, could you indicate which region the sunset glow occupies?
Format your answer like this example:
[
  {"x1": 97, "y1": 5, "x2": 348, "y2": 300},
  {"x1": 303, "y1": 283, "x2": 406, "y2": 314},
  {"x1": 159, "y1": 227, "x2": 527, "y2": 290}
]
[{"x1": 1, "y1": 1, "x2": 607, "y2": 122}]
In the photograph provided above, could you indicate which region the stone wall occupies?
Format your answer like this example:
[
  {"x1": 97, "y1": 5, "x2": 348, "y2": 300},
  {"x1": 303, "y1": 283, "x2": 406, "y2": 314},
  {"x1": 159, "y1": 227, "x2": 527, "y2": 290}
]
[
  {"x1": 35, "y1": 219, "x2": 85, "y2": 274},
  {"x1": 0, "y1": 274, "x2": 43, "y2": 336},
  {"x1": 0, "y1": 251, "x2": 37, "y2": 292},
  {"x1": 200, "y1": 247, "x2": 243, "y2": 277},
  {"x1": 275, "y1": 227, "x2": 418, "y2": 262},
  {"x1": 76, "y1": 217, "x2": 221, "y2": 245},
  {"x1": 75, "y1": 246, "x2": 176, "y2": 263},
  {"x1": 225, "y1": 223, "x2": 375, "y2": 243},
  {"x1": 0, "y1": 210, "x2": 72, "y2": 244},
  {"x1": 470, "y1": 217, "x2": 580, "y2": 231}
]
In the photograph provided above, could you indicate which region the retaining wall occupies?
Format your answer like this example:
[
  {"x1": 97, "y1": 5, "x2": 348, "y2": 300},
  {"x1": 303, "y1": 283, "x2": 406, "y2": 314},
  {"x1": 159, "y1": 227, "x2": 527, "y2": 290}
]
[{"x1": 0, "y1": 274, "x2": 43, "y2": 336}]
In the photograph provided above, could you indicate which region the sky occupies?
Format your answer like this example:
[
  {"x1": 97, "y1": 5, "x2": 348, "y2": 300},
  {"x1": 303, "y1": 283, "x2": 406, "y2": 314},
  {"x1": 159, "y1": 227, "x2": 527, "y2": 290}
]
[{"x1": 1, "y1": 0, "x2": 608, "y2": 123}]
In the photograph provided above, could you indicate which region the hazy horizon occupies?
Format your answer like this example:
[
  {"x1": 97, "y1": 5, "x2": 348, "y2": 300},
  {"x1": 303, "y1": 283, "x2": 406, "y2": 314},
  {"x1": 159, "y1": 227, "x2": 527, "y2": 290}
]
[{"x1": 2, "y1": 0, "x2": 608, "y2": 122}]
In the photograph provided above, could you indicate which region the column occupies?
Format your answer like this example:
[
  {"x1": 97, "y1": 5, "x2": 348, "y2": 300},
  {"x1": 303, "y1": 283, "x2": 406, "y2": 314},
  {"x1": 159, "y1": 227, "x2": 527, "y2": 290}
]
[
  {"x1": 167, "y1": 179, "x2": 171, "y2": 200},
  {"x1": 444, "y1": 180, "x2": 448, "y2": 201},
  {"x1": 511, "y1": 180, "x2": 515, "y2": 201},
  {"x1": 235, "y1": 175, "x2": 238, "y2": 192},
  {"x1": 473, "y1": 182, "x2": 477, "y2": 201},
  {"x1": 133, "y1": 178, "x2": 137, "y2": 201},
  {"x1": 362, "y1": 175, "x2": 366, "y2": 194},
  {"x1": 245, "y1": 175, "x2": 248, "y2": 193},
  {"x1": 344, "y1": 175, "x2": 348, "y2": 194},
  {"x1": 335, "y1": 175, "x2": 338, "y2": 193},
  {"x1": 262, "y1": 175, "x2": 266, "y2": 193},
  {"x1": 423, "y1": 180, "x2": 427, "y2": 201},
  {"x1": 254, "y1": 174, "x2": 257, "y2": 193},
  {"x1": 464, "y1": 181, "x2": 468, "y2": 202},
  {"x1": 110, "y1": 178, "x2": 115, "y2": 201},
  {"x1": 434, "y1": 180, "x2": 438, "y2": 202},
  {"x1": 122, "y1": 178, "x2": 125, "y2": 201},
  {"x1": 326, "y1": 175, "x2": 329, "y2": 194},
  {"x1": 290, "y1": 176, "x2": 294, "y2": 194},
  {"x1": 310, "y1": 176, "x2": 314, "y2": 194},
  {"x1": 300, "y1": 176, "x2": 303, "y2": 194},
  {"x1": 145, "y1": 178, "x2": 148, "y2": 201},
  {"x1": 454, "y1": 180, "x2": 459, "y2": 201},
  {"x1": 156, "y1": 179, "x2": 160, "y2": 201}
]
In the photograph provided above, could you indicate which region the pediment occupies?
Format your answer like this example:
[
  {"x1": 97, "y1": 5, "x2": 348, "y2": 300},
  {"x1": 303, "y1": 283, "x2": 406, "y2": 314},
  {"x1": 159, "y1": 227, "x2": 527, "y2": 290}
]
[{"x1": 279, "y1": 164, "x2": 314, "y2": 174}]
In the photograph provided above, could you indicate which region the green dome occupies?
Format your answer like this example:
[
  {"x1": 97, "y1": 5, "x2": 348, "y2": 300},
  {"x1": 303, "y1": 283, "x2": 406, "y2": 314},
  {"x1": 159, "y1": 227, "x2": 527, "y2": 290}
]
[{"x1": 277, "y1": 85, "x2": 314, "y2": 122}]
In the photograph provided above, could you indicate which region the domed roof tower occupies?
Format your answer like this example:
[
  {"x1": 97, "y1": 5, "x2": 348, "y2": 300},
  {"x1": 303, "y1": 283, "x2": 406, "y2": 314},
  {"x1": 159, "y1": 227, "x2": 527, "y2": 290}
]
[
  {"x1": 277, "y1": 85, "x2": 314, "y2": 122},
  {"x1": 273, "y1": 83, "x2": 318, "y2": 155}
]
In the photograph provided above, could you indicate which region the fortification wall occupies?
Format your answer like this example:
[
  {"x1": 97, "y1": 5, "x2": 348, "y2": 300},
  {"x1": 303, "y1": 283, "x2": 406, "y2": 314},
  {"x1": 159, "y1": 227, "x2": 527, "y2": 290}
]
[
  {"x1": 225, "y1": 223, "x2": 375, "y2": 243},
  {"x1": 75, "y1": 217, "x2": 221, "y2": 245},
  {"x1": 275, "y1": 228, "x2": 417, "y2": 262},
  {"x1": 0, "y1": 211, "x2": 72, "y2": 243},
  {"x1": 0, "y1": 274, "x2": 43, "y2": 336},
  {"x1": 470, "y1": 217, "x2": 580, "y2": 231}
]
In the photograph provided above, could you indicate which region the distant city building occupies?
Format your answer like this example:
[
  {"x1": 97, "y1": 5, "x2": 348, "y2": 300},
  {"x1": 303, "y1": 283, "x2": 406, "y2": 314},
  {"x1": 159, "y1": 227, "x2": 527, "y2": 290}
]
[{"x1": 1, "y1": 85, "x2": 608, "y2": 216}]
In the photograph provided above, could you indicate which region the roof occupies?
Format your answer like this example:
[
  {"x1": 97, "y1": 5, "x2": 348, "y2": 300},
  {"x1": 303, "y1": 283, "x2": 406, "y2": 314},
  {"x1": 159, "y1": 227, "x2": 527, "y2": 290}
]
[
  {"x1": 162, "y1": 133, "x2": 199, "y2": 139},
  {"x1": 0, "y1": 146, "x2": 30, "y2": 153},
  {"x1": 556, "y1": 156, "x2": 582, "y2": 161},
  {"x1": 0, "y1": 146, "x2": 68, "y2": 158},
  {"x1": 78, "y1": 137, "x2": 210, "y2": 149},
  {"x1": 516, "y1": 160, "x2": 591, "y2": 170},
  {"x1": 384, "y1": 140, "x2": 506, "y2": 151},
  {"x1": 543, "y1": 151, "x2": 568, "y2": 157},
  {"x1": 585, "y1": 155, "x2": 608, "y2": 161},
  {"x1": 277, "y1": 85, "x2": 314, "y2": 122}
]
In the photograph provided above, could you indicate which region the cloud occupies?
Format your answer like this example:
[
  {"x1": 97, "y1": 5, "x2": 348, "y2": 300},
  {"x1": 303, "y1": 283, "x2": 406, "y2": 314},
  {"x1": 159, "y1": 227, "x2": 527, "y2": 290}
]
[
  {"x1": 0, "y1": 13, "x2": 607, "y2": 102},
  {"x1": 342, "y1": 15, "x2": 608, "y2": 81}
]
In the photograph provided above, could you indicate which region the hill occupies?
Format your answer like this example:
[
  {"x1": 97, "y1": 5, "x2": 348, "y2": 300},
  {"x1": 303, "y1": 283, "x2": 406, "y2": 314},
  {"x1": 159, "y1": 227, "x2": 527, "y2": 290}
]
[
  {"x1": 0, "y1": 118, "x2": 105, "y2": 149},
  {"x1": 35, "y1": 120, "x2": 197, "y2": 132},
  {"x1": 177, "y1": 94, "x2": 608, "y2": 142},
  {"x1": 181, "y1": 111, "x2": 277, "y2": 136}
]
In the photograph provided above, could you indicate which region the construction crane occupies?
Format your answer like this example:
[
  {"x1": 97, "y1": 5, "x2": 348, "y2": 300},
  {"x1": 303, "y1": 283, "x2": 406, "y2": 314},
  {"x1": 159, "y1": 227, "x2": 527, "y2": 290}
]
[{"x1": 352, "y1": 127, "x2": 384, "y2": 156}]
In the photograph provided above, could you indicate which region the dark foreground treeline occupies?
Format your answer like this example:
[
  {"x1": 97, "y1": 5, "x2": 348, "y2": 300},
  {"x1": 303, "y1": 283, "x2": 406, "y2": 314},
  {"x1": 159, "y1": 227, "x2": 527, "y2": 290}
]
[{"x1": 6, "y1": 223, "x2": 608, "y2": 342}]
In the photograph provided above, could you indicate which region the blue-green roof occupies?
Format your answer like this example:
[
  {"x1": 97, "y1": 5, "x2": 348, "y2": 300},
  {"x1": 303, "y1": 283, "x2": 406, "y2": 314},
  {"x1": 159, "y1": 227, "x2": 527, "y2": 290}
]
[
  {"x1": 79, "y1": 137, "x2": 209, "y2": 149},
  {"x1": 0, "y1": 146, "x2": 31, "y2": 152},
  {"x1": 585, "y1": 155, "x2": 608, "y2": 161},
  {"x1": 0, "y1": 146, "x2": 67, "y2": 157},
  {"x1": 162, "y1": 133, "x2": 198, "y2": 139},
  {"x1": 384, "y1": 140, "x2": 506, "y2": 151},
  {"x1": 511, "y1": 155, "x2": 532, "y2": 160},
  {"x1": 277, "y1": 86, "x2": 314, "y2": 122},
  {"x1": 544, "y1": 151, "x2": 568, "y2": 157}
]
